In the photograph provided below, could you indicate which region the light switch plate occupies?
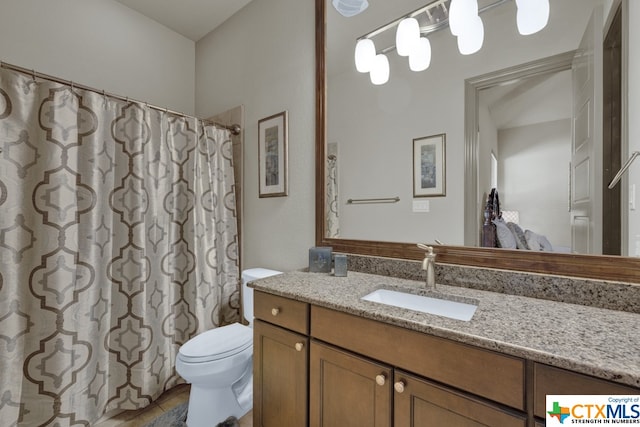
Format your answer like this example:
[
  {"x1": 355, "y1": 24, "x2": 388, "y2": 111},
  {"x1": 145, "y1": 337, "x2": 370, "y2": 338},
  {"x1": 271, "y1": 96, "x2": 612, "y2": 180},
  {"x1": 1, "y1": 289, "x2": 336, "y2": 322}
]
[{"x1": 413, "y1": 199, "x2": 430, "y2": 213}]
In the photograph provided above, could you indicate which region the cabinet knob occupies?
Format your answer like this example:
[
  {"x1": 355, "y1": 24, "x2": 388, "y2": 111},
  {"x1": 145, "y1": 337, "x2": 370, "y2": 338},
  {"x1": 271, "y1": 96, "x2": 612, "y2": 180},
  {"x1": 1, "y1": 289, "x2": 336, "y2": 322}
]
[
  {"x1": 271, "y1": 308, "x2": 280, "y2": 316},
  {"x1": 394, "y1": 380, "x2": 406, "y2": 394},
  {"x1": 295, "y1": 342, "x2": 304, "y2": 352},
  {"x1": 375, "y1": 374, "x2": 386, "y2": 386}
]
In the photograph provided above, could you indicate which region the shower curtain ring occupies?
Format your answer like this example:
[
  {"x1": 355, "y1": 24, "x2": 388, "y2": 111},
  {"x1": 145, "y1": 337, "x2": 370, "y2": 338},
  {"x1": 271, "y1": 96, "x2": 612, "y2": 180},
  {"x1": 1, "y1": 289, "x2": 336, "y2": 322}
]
[{"x1": 31, "y1": 69, "x2": 36, "y2": 80}]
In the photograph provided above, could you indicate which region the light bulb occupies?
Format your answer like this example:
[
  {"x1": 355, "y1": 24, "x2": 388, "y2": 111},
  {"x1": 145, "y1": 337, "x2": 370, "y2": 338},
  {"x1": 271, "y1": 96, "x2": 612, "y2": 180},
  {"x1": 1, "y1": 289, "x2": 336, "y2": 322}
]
[
  {"x1": 457, "y1": 15, "x2": 484, "y2": 55},
  {"x1": 396, "y1": 17, "x2": 420, "y2": 57},
  {"x1": 409, "y1": 37, "x2": 431, "y2": 72},
  {"x1": 515, "y1": 0, "x2": 549, "y2": 35},
  {"x1": 370, "y1": 54, "x2": 389, "y2": 85},
  {"x1": 449, "y1": 0, "x2": 479, "y2": 36},
  {"x1": 355, "y1": 39, "x2": 376, "y2": 73}
]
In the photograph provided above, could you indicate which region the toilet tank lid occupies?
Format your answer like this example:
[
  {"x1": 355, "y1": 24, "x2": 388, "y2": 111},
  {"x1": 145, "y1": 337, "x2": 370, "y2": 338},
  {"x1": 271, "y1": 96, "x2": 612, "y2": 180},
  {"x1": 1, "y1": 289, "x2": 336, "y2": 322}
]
[{"x1": 242, "y1": 268, "x2": 282, "y2": 282}]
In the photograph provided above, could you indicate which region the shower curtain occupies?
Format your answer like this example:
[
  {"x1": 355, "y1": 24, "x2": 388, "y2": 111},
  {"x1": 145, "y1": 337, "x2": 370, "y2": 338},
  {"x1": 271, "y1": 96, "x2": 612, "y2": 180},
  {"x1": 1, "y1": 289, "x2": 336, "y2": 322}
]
[
  {"x1": 326, "y1": 154, "x2": 340, "y2": 238},
  {"x1": 0, "y1": 68, "x2": 240, "y2": 426}
]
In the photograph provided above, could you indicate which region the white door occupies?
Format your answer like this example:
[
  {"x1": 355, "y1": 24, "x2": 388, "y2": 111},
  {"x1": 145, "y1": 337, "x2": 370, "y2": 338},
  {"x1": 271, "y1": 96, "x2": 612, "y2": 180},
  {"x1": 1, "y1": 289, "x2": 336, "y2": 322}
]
[{"x1": 571, "y1": 6, "x2": 603, "y2": 254}]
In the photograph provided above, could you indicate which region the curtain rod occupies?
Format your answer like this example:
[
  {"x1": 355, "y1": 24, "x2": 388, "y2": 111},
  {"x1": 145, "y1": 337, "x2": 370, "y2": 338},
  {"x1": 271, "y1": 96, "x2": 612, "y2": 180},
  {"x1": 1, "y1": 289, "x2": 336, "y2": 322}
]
[{"x1": 0, "y1": 60, "x2": 241, "y2": 136}]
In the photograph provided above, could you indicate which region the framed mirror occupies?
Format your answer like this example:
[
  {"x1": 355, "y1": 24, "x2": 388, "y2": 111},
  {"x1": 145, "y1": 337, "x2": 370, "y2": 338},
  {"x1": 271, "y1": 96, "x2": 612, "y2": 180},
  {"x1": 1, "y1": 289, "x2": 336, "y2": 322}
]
[{"x1": 315, "y1": 0, "x2": 640, "y2": 283}]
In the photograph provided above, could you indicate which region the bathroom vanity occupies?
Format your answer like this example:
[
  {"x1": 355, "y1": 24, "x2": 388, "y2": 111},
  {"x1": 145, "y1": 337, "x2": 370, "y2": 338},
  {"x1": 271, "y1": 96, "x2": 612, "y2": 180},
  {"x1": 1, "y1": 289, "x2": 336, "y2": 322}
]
[{"x1": 251, "y1": 271, "x2": 640, "y2": 427}]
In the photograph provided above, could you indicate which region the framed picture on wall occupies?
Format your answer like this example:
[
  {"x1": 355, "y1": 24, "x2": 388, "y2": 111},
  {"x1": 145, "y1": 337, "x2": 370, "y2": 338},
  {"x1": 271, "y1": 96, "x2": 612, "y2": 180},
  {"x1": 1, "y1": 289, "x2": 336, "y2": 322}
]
[
  {"x1": 258, "y1": 111, "x2": 288, "y2": 197},
  {"x1": 413, "y1": 133, "x2": 446, "y2": 197}
]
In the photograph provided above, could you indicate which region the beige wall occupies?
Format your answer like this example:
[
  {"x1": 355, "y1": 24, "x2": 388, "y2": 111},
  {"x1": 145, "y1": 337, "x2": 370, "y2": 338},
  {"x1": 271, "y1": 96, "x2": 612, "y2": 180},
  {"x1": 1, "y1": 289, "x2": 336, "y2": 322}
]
[
  {"x1": 498, "y1": 119, "x2": 572, "y2": 248},
  {"x1": 195, "y1": 0, "x2": 316, "y2": 271},
  {"x1": 0, "y1": 0, "x2": 195, "y2": 114}
]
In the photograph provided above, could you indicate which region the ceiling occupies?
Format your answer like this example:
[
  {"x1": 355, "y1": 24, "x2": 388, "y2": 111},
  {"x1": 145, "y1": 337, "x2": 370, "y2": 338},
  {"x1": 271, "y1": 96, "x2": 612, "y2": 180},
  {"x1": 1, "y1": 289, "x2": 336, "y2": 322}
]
[
  {"x1": 480, "y1": 69, "x2": 572, "y2": 130},
  {"x1": 114, "y1": 0, "x2": 254, "y2": 42}
]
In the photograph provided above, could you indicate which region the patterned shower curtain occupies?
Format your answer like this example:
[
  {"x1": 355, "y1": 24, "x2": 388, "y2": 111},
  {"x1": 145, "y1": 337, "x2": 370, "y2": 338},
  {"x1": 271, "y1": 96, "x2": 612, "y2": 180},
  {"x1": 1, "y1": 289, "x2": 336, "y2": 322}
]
[
  {"x1": 326, "y1": 154, "x2": 339, "y2": 238},
  {"x1": 0, "y1": 68, "x2": 240, "y2": 426}
]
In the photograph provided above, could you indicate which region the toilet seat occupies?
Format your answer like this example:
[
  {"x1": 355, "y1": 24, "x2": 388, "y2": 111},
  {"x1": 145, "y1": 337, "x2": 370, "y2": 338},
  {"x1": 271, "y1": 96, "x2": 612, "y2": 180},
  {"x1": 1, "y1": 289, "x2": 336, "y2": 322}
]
[{"x1": 178, "y1": 323, "x2": 252, "y2": 364}]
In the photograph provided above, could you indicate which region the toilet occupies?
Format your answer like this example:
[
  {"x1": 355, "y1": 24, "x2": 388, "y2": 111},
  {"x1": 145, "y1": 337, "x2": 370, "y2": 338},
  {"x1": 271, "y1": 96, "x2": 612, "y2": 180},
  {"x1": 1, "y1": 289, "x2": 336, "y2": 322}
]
[{"x1": 176, "y1": 268, "x2": 282, "y2": 427}]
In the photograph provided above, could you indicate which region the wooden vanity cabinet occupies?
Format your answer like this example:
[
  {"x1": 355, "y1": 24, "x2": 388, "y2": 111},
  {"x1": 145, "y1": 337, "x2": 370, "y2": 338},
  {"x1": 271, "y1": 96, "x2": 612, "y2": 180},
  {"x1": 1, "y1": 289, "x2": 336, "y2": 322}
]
[
  {"x1": 254, "y1": 291, "x2": 639, "y2": 427},
  {"x1": 310, "y1": 306, "x2": 527, "y2": 427},
  {"x1": 253, "y1": 292, "x2": 309, "y2": 427}
]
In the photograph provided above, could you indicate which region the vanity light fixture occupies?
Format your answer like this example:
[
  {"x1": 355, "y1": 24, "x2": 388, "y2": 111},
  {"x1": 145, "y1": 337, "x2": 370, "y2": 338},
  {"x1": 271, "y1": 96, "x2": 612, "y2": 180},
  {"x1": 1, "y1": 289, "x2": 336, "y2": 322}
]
[
  {"x1": 515, "y1": 0, "x2": 550, "y2": 35},
  {"x1": 370, "y1": 54, "x2": 390, "y2": 85},
  {"x1": 396, "y1": 17, "x2": 421, "y2": 56},
  {"x1": 449, "y1": 0, "x2": 479, "y2": 36},
  {"x1": 449, "y1": 0, "x2": 484, "y2": 55},
  {"x1": 409, "y1": 37, "x2": 432, "y2": 71},
  {"x1": 457, "y1": 14, "x2": 485, "y2": 55},
  {"x1": 355, "y1": 38, "x2": 377, "y2": 72},
  {"x1": 354, "y1": 0, "x2": 549, "y2": 85}
]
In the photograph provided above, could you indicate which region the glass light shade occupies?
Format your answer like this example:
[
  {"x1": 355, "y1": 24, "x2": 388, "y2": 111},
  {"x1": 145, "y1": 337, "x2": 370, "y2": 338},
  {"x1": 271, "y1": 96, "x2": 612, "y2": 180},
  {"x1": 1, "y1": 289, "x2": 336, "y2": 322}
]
[
  {"x1": 449, "y1": 0, "x2": 479, "y2": 36},
  {"x1": 515, "y1": 0, "x2": 550, "y2": 35},
  {"x1": 457, "y1": 16, "x2": 484, "y2": 55},
  {"x1": 409, "y1": 37, "x2": 431, "y2": 72},
  {"x1": 355, "y1": 39, "x2": 376, "y2": 73},
  {"x1": 370, "y1": 54, "x2": 390, "y2": 85},
  {"x1": 396, "y1": 17, "x2": 420, "y2": 57},
  {"x1": 332, "y1": 0, "x2": 369, "y2": 17}
]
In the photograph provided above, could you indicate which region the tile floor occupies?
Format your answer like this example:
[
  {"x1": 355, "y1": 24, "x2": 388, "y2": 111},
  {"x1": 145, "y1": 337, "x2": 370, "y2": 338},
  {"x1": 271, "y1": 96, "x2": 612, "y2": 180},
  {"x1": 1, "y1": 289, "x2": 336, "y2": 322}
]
[{"x1": 94, "y1": 384, "x2": 252, "y2": 427}]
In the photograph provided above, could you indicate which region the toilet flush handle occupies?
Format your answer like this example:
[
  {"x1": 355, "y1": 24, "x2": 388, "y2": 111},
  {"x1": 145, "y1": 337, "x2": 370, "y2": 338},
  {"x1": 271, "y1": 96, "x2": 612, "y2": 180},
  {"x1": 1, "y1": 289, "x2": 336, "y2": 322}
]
[{"x1": 271, "y1": 307, "x2": 280, "y2": 316}]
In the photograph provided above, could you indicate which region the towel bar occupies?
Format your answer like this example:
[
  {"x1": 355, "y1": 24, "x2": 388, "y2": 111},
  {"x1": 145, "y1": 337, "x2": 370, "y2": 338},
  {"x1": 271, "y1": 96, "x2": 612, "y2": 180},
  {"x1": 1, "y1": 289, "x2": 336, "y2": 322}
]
[{"x1": 347, "y1": 196, "x2": 400, "y2": 204}]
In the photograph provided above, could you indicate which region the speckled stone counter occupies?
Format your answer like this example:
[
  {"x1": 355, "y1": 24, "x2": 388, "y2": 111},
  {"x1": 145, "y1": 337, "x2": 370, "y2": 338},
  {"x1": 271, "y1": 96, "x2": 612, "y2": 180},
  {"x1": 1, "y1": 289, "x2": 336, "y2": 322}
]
[{"x1": 249, "y1": 270, "x2": 640, "y2": 389}]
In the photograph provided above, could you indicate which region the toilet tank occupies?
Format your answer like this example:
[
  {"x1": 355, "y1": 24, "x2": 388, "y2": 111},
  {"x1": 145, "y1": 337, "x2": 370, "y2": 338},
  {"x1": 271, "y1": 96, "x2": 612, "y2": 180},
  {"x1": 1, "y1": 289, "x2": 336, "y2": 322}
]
[{"x1": 241, "y1": 268, "x2": 282, "y2": 326}]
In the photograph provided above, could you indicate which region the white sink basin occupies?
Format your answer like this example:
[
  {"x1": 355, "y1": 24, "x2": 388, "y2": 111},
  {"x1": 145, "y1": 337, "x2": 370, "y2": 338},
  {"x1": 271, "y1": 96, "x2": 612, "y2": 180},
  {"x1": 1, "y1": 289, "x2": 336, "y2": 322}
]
[{"x1": 361, "y1": 289, "x2": 478, "y2": 321}]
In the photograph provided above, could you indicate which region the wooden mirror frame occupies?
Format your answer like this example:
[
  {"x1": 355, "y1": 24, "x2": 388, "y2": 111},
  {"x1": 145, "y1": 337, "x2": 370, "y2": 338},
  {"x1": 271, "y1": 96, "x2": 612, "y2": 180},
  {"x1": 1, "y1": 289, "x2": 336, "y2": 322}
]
[{"x1": 314, "y1": 0, "x2": 640, "y2": 283}]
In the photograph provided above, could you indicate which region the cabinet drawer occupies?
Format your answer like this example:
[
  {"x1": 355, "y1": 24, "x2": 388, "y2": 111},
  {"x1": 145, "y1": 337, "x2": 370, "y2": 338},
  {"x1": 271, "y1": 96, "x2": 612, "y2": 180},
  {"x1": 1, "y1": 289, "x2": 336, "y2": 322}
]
[
  {"x1": 394, "y1": 370, "x2": 526, "y2": 427},
  {"x1": 311, "y1": 306, "x2": 525, "y2": 410},
  {"x1": 254, "y1": 291, "x2": 309, "y2": 334},
  {"x1": 533, "y1": 363, "x2": 640, "y2": 418}
]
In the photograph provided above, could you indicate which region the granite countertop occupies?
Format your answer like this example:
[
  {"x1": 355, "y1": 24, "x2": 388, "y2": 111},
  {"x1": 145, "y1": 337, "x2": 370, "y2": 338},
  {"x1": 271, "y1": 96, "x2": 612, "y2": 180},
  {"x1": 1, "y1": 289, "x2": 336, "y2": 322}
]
[{"x1": 249, "y1": 270, "x2": 640, "y2": 389}]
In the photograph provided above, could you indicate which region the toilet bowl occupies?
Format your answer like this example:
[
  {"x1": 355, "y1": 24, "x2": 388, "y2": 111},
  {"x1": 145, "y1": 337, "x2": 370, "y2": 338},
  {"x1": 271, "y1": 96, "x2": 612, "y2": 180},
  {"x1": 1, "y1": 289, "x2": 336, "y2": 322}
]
[{"x1": 175, "y1": 268, "x2": 282, "y2": 427}]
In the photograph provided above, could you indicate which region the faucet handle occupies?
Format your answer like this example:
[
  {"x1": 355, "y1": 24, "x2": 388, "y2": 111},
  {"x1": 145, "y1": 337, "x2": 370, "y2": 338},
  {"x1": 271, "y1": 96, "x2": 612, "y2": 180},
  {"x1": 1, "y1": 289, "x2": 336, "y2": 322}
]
[{"x1": 417, "y1": 243, "x2": 434, "y2": 254}]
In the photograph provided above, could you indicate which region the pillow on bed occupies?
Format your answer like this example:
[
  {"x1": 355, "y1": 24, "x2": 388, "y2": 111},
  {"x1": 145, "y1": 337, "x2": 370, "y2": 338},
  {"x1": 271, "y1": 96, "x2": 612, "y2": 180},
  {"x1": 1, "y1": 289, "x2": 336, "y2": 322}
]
[
  {"x1": 493, "y1": 218, "x2": 517, "y2": 249},
  {"x1": 525, "y1": 230, "x2": 553, "y2": 251},
  {"x1": 538, "y1": 233, "x2": 554, "y2": 251},
  {"x1": 507, "y1": 222, "x2": 529, "y2": 250}
]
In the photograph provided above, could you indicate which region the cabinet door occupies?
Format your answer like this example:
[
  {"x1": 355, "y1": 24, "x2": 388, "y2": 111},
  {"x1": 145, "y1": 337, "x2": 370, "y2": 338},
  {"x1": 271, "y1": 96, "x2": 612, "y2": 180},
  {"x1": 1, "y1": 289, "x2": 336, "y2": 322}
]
[
  {"x1": 310, "y1": 341, "x2": 392, "y2": 427},
  {"x1": 394, "y1": 371, "x2": 526, "y2": 427},
  {"x1": 534, "y1": 363, "x2": 640, "y2": 418},
  {"x1": 254, "y1": 320, "x2": 308, "y2": 427}
]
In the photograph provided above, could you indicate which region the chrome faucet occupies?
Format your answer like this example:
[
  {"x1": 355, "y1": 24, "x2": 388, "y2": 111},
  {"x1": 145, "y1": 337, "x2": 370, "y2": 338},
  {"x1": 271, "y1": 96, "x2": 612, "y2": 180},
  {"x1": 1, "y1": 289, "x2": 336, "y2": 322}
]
[{"x1": 417, "y1": 243, "x2": 436, "y2": 290}]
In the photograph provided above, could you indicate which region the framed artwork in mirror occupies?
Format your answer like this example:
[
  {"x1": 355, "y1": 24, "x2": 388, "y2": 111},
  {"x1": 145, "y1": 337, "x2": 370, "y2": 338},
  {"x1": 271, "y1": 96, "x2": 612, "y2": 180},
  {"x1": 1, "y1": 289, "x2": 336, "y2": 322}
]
[
  {"x1": 413, "y1": 133, "x2": 446, "y2": 197},
  {"x1": 258, "y1": 111, "x2": 288, "y2": 197}
]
